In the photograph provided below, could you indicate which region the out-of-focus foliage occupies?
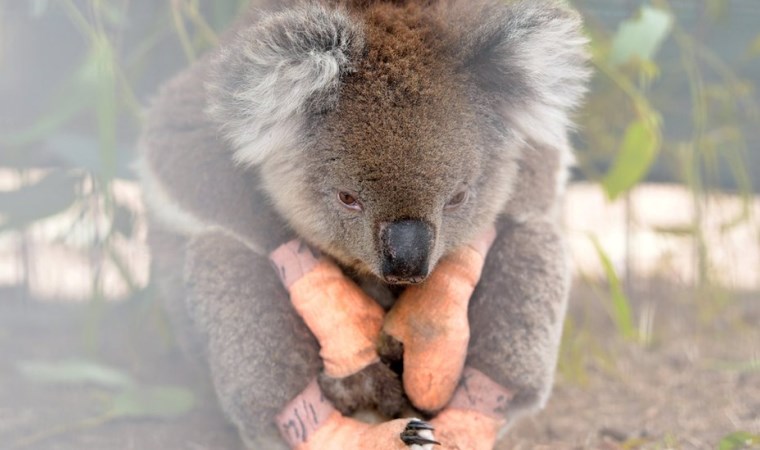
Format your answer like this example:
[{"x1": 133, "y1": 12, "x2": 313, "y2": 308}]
[
  {"x1": 590, "y1": 236, "x2": 636, "y2": 341},
  {"x1": 0, "y1": 0, "x2": 248, "y2": 300},
  {"x1": 573, "y1": 0, "x2": 759, "y2": 334},
  {"x1": 718, "y1": 431, "x2": 760, "y2": 450},
  {"x1": 598, "y1": 5, "x2": 671, "y2": 200},
  {"x1": 13, "y1": 358, "x2": 196, "y2": 448},
  {"x1": 17, "y1": 359, "x2": 134, "y2": 388},
  {"x1": 577, "y1": 0, "x2": 760, "y2": 200},
  {"x1": 2, "y1": 0, "x2": 249, "y2": 172},
  {"x1": 609, "y1": 5, "x2": 673, "y2": 67}
]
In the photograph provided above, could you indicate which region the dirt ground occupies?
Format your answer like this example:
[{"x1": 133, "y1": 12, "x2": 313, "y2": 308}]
[{"x1": 0, "y1": 279, "x2": 758, "y2": 450}]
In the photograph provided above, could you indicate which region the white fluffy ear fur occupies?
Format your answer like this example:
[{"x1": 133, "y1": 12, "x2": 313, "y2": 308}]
[
  {"x1": 206, "y1": 4, "x2": 364, "y2": 166},
  {"x1": 460, "y1": 0, "x2": 591, "y2": 150}
]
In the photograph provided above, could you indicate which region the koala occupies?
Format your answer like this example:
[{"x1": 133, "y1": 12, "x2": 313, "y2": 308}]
[{"x1": 138, "y1": 0, "x2": 589, "y2": 448}]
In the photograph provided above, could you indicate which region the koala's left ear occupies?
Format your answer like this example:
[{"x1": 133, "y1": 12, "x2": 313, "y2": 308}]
[
  {"x1": 206, "y1": 4, "x2": 364, "y2": 166},
  {"x1": 457, "y1": 0, "x2": 591, "y2": 147}
]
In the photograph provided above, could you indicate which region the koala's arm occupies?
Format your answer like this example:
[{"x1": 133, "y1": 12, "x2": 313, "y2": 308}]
[
  {"x1": 184, "y1": 231, "x2": 436, "y2": 450},
  {"x1": 466, "y1": 142, "x2": 571, "y2": 421},
  {"x1": 184, "y1": 230, "x2": 321, "y2": 449}
]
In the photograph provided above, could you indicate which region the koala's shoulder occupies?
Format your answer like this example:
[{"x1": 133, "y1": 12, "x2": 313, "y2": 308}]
[
  {"x1": 139, "y1": 56, "x2": 288, "y2": 252},
  {"x1": 503, "y1": 142, "x2": 570, "y2": 223}
]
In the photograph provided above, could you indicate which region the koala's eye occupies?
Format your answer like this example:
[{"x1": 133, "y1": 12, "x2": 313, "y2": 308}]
[
  {"x1": 338, "y1": 191, "x2": 363, "y2": 211},
  {"x1": 445, "y1": 191, "x2": 469, "y2": 210}
]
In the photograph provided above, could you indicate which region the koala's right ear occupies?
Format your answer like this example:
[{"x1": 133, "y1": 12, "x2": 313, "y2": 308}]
[
  {"x1": 455, "y1": 0, "x2": 591, "y2": 149},
  {"x1": 206, "y1": 5, "x2": 364, "y2": 166}
]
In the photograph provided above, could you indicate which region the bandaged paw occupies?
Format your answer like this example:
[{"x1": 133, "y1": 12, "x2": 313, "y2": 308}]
[
  {"x1": 270, "y1": 240, "x2": 385, "y2": 378},
  {"x1": 383, "y1": 227, "x2": 497, "y2": 412}
]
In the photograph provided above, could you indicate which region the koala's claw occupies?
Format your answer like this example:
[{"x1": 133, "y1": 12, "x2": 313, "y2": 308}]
[
  {"x1": 405, "y1": 420, "x2": 435, "y2": 431},
  {"x1": 401, "y1": 419, "x2": 440, "y2": 447}
]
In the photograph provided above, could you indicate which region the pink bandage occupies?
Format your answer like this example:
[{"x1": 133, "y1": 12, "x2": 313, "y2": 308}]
[
  {"x1": 269, "y1": 240, "x2": 321, "y2": 290},
  {"x1": 276, "y1": 379, "x2": 335, "y2": 448},
  {"x1": 430, "y1": 367, "x2": 512, "y2": 450},
  {"x1": 270, "y1": 240, "x2": 384, "y2": 378},
  {"x1": 448, "y1": 367, "x2": 513, "y2": 418}
]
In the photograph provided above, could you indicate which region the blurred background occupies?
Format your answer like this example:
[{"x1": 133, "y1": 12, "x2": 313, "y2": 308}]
[{"x1": 0, "y1": 0, "x2": 758, "y2": 449}]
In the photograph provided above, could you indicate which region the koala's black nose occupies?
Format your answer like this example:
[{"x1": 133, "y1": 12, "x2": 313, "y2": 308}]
[{"x1": 379, "y1": 220, "x2": 434, "y2": 284}]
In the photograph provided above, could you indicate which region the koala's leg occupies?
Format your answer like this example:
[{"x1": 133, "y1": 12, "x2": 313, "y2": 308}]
[
  {"x1": 467, "y1": 218, "x2": 570, "y2": 424},
  {"x1": 184, "y1": 230, "x2": 322, "y2": 449}
]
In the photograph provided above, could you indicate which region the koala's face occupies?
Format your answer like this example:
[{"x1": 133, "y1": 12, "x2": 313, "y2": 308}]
[
  {"x1": 268, "y1": 94, "x2": 513, "y2": 283},
  {"x1": 207, "y1": 1, "x2": 589, "y2": 282},
  {"x1": 302, "y1": 89, "x2": 513, "y2": 283}
]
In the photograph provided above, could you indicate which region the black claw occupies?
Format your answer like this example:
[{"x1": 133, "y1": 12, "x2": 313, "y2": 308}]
[
  {"x1": 405, "y1": 420, "x2": 435, "y2": 431},
  {"x1": 401, "y1": 435, "x2": 441, "y2": 446},
  {"x1": 400, "y1": 420, "x2": 440, "y2": 447}
]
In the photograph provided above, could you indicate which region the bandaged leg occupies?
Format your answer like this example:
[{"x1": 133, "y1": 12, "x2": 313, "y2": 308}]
[
  {"x1": 383, "y1": 227, "x2": 497, "y2": 412},
  {"x1": 270, "y1": 240, "x2": 385, "y2": 378},
  {"x1": 431, "y1": 367, "x2": 511, "y2": 450},
  {"x1": 277, "y1": 379, "x2": 439, "y2": 450}
]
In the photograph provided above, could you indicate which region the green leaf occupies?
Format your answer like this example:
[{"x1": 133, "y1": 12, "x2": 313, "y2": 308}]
[
  {"x1": 652, "y1": 225, "x2": 697, "y2": 237},
  {"x1": 706, "y1": 0, "x2": 730, "y2": 20},
  {"x1": 97, "y1": 2, "x2": 128, "y2": 28},
  {"x1": 91, "y1": 36, "x2": 119, "y2": 182},
  {"x1": 109, "y1": 386, "x2": 196, "y2": 419},
  {"x1": 0, "y1": 171, "x2": 79, "y2": 231},
  {"x1": 747, "y1": 34, "x2": 760, "y2": 59},
  {"x1": 718, "y1": 431, "x2": 760, "y2": 450},
  {"x1": 590, "y1": 236, "x2": 637, "y2": 341},
  {"x1": 30, "y1": 0, "x2": 51, "y2": 16},
  {"x1": 17, "y1": 359, "x2": 134, "y2": 388},
  {"x1": 610, "y1": 6, "x2": 674, "y2": 66},
  {"x1": 602, "y1": 120, "x2": 661, "y2": 201},
  {"x1": 713, "y1": 358, "x2": 760, "y2": 373}
]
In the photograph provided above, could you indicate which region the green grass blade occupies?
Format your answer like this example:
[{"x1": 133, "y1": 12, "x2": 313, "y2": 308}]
[
  {"x1": 589, "y1": 235, "x2": 637, "y2": 341},
  {"x1": 719, "y1": 432, "x2": 760, "y2": 450}
]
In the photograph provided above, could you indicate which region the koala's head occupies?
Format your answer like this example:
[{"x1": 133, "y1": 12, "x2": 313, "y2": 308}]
[{"x1": 207, "y1": 0, "x2": 589, "y2": 283}]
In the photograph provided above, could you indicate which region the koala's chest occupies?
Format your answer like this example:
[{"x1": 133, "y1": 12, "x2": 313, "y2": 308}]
[{"x1": 350, "y1": 274, "x2": 407, "y2": 311}]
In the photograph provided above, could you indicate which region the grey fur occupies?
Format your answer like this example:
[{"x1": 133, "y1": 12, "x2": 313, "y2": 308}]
[
  {"x1": 185, "y1": 229, "x2": 320, "y2": 449},
  {"x1": 139, "y1": 0, "x2": 590, "y2": 447},
  {"x1": 206, "y1": 3, "x2": 365, "y2": 166}
]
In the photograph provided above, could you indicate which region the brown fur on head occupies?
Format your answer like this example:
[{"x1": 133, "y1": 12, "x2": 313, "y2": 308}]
[{"x1": 206, "y1": 0, "x2": 588, "y2": 282}]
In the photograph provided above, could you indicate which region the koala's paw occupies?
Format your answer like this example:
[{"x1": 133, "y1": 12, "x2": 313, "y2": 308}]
[
  {"x1": 401, "y1": 419, "x2": 440, "y2": 449},
  {"x1": 377, "y1": 332, "x2": 405, "y2": 364},
  {"x1": 318, "y1": 361, "x2": 406, "y2": 417}
]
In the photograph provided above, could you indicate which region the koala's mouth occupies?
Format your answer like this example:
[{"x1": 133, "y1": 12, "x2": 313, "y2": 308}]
[{"x1": 383, "y1": 275, "x2": 427, "y2": 286}]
